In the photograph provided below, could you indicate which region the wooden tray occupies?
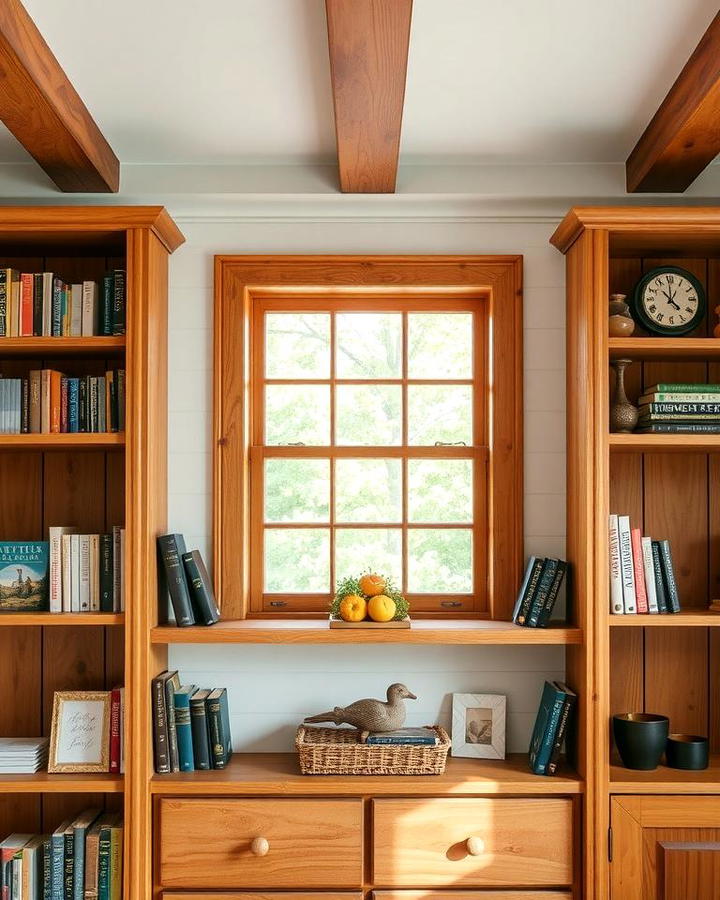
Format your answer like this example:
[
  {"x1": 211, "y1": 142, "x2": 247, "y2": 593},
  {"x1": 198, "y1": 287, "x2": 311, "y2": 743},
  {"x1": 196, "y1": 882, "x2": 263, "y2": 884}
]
[{"x1": 329, "y1": 616, "x2": 411, "y2": 629}]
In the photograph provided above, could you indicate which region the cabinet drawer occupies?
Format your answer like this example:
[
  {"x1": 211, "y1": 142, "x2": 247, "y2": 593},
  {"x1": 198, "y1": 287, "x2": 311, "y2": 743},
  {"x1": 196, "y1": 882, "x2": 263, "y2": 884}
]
[
  {"x1": 159, "y1": 798, "x2": 363, "y2": 889},
  {"x1": 372, "y1": 798, "x2": 573, "y2": 887}
]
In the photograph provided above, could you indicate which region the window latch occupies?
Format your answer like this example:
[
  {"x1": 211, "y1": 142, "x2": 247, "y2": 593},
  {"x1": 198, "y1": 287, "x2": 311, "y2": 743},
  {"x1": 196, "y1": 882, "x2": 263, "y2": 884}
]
[
  {"x1": 435, "y1": 441, "x2": 467, "y2": 446},
  {"x1": 441, "y1": 600, "x2": 463, "y2": 608},
  {"x1": 269, "y1": 600, "x2": 287, "y2": 607},
  {"x1": 281, "y1": 442, "x2": 306, "y2": 446}
]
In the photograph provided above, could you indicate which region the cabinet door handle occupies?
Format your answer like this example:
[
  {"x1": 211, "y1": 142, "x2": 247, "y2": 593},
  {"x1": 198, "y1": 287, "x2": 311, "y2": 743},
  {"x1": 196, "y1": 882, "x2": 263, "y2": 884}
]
[
  {"x1": 466, "y1": 836, "x2": 485, "y2": 856},
  {"x1": 251, "y1": 837, "x2": 270, "y2": 856}
]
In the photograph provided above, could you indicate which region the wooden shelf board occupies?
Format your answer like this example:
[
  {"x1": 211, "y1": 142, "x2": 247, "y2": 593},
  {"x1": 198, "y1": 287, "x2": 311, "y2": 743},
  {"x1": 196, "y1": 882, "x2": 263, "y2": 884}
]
[
  {"x1": 608, "y1": 610, "x2": 720, "y2": 626},
  {"x1": 0, "y1": 433, "x2": 124, "y2": 450},
  {"x1": 610, "y1": 756, "x2": 720, "y2": 794},
  {"x1": 151, "y1": 752, "x2": 583, "y2": 796},
  {"x1": 0, "y1": 612, "x2": 123, "y2": 626},
  {"x1": 609, "y1": 336, "x2": 720, "y2": 360},
  {"x1": 151, "y1": 618, "x2": 582, "y2": 645},
  {"x1": 0, "y1": 772, "x2": 123, "y2": 793},
  {"x1": 609, "y1": 433, "x2": 720, "y2": 452},
  {"x1": 0, "y1": 337, "x2": 125, "y2": 356}
]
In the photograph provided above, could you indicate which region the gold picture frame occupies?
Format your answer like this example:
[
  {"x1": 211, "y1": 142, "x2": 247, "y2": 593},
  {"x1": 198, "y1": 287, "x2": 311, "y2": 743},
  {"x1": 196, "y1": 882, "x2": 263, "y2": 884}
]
[{"x1": 48, "y1": 690, "x2": 111, "y2": 773}]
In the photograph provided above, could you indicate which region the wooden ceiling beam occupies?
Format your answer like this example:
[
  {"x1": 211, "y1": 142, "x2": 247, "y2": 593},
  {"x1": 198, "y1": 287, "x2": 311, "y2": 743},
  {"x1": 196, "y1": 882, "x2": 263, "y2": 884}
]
[
  {"x1": 626, "y1": 11, "x2": 720, "y2": 193},
  {"x1": 0, "y1": 0, "x2": 119, "y2": 192},
  {"x1": 325, "y1": 0, "x2": 412, "y2": 193}
]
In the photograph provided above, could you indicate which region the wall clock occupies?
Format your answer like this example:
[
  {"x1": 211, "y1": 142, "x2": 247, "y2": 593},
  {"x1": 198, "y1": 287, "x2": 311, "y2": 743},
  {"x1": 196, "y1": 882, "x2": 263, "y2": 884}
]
[{"x1": 631, "y1": 266, "x2": 706, "y2": 336}]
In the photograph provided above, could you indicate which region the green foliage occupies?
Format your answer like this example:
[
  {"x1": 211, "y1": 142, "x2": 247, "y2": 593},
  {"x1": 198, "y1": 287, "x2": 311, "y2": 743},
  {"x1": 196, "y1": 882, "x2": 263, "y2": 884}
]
[{"x1": 331, "y1": 571, "x2": 409, "y2": 621}]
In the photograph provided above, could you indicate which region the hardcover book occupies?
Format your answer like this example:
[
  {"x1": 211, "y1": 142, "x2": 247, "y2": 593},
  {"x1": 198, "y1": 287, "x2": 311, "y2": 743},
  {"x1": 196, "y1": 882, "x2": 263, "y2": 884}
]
[
  {"x1": 512, "y1": 556, "x2": 543, "y2": 624},
  {"x1": 157, "y1": 534, "x2": 195, "y2": 626},
  {"x1": 173, "y1": 685, "x2": 197, "y2": 771},
  {"x1": 181, "y1": 550, "x2": 220, "y2": 626},
  {"x1": 608, "y1": 515, "x2": 623, "y2": 614},
  {"x1": 189, "y1": 688, "x2": 212, "y2": 770},
  {"x1": 0, "y1": 542, "x2": 49, "y2": 612},
  {"x1": 526, "y1": 558, "x2": 558, "y2": 628},
  {"x1": 528, "y1": 680, "x2": 571, "y2": 776},
  {"x1": 365, "y1": 727, "x2": 439, "y2": 745},
  {"x1": 206, "y1": 687, "x2": 232, "y2": 769},
  {"x1": 617, "y1": 516, "x2": 636, "y2": 614},
  {"x1": 547, "y1": 682, "x2": 577, "y2": 775}
]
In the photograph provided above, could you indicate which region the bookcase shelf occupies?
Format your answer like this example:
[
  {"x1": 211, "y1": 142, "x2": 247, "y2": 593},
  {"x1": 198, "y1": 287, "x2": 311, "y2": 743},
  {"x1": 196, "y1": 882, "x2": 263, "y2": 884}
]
[
  {"x1": 150, "y1": 618, "x2": 583, "y2": 645},
  {"x1": 0, "y1": 772, "x2": 124, "y2": 793},
  {"x1": 609, "y1": 336, "x2": 720, "y2": 360},
  {"x1": 608, "y1": 432, "x2": 720, "y2": 452},
  {"x1": 0, "y1": 432, "x2": 124, "y2": 450},
  {"x1": 608, "y1": 610, "x2": 720, "y2": 626},
  {"x1": 0, "y1": 612, "x2": 124, "y2": 626},
  {"x1": 609, "y1": 756, "x2": 720, "y2": 794},
  {"x1": 0, "y1": 336, "x2": 125, "y2": 356}
]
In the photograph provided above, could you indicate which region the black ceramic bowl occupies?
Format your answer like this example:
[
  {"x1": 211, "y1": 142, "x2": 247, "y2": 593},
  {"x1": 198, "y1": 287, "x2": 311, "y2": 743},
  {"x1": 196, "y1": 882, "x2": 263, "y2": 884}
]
[
  {"x1": 612, "y1": 713, "x2": 669, "y2": 770},
  {"x1": 666, "y1": 733, "x2": 709, "y2": 770}
]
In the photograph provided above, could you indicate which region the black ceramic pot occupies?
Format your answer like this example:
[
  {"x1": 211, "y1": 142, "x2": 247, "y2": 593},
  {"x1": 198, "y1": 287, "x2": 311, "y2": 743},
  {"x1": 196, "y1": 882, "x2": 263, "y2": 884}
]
[
  {"x1": 612, "y1": 713, "x2": 669, "y2": 770},
  {"x1": 666, "y1": 733, "x2": 709, "y2": 770}
]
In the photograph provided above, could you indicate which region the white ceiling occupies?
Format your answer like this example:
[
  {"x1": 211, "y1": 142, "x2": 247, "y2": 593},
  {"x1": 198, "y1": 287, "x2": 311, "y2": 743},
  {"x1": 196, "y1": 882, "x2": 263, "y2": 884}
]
[{"x1": 1, "y1": 0, "x2": 717, "y2": 168}]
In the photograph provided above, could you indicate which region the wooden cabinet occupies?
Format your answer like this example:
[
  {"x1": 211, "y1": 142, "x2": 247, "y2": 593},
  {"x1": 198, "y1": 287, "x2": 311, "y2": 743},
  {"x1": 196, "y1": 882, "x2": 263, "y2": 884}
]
[
  {"x1": 158, "y1": 798, "x2": 363, "y2": 889},
  {"x1": 611, "y1": 796, "x2": 720, "y2": 899},
  {"x1": 372, "y1": 798, "x2": 573, "y2": 887},
  {"x1": 161, "y1": 895, "x2": 362, "y2": 900},
  {"x1": 373, "y1": 894, "x2": 572, "y2": 900}
]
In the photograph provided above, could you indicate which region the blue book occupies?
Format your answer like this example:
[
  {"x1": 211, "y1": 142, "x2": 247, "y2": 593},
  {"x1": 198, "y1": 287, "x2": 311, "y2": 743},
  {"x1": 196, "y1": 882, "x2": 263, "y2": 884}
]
[
  {"x1": 68, "y1": 379, "x2": 80, "y2": 433},
  {"x1": 63, "y1": 823, "x2": 74, "y2": 900},
  {"x1": 526, "y1": 558, "x2": 559, "y2": 628},
  {"x1": 174, "y1": 685, "x2": 197, "y2": 771},
  {"x1": 529, "y1": 681, "x2": 569, "y2": 775},
  {"x1": 0, "y1": 541, "x2": 49, "y2": 612},
  {"x1": 366, "y1": 727, "x2": 438, "y2": 745},
  {"x1": 42, "y1": 835, "x2": 52, "y2": 900},
  {"x1": 50, "y1": 819, "x2": 71, "y2": 900},
  {"x1": 72, "y1": 809, "x2": 101, "y2": 900}
]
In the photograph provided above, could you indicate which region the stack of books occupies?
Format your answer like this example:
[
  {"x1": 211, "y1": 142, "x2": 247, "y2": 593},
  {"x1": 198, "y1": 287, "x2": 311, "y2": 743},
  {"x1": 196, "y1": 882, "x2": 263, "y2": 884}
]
[
  {"x1": 0, "y1": 268, "x2": 125, "y2": 338},
  {"x1": 608, "y1": 515, "x2": 680, "y2": 614},
  {"x1": 512, "y1": 557, "x2": 568, "y2": 627},
  {"x1": 528, "y1": 680, "x2": 576, "y2": 776},
  {"x1": 157, "y1": 534, "x2": 220, "y2": 627},
  {"x1": 1, "y1": 810, "x2": 123, "y2": 898},
  {"x1": 637, "y1": 382, "x2": 720, "y2": 434},
  {"x1": 363, "y1": 727, "x2": 439, "y2": 745},
  {"x1": 152, "y1": 672, "x2": 231, "y2": 774},
  {"x1": 0, "y1": 738, "x2": 48, "y2": 774},
  {"x1": 49, "y1": 526, "x2": 125, "y2": 614}
]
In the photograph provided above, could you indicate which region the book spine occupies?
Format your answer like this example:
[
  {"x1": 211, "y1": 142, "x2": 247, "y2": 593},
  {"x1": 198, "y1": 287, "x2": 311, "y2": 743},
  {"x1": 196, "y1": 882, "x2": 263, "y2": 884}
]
[
  {"x1": 206, "y1": 695, "x2": 231, "y2": 769},
  {"x1": 100, "y1": 276, "x2": 113, "y2": 337},
  {"x1": 51, "y1": 278, "x2": 63, "y2": 337},
  {"x1": 641, "y1": 537, "x2": 659, "y2": 614},
  {"x1": 111, "y1": 271, "x2": 125, "y2": 336},
  {"x1": 659, "y1": 540, "x2": 681, "y2": 613},
  {"x1": 617, "y1": 516, "x2": 636, "y2": 614},
  {"x1": 109, "y1": 689, "x2": 121, "y2": 774},
  {"x1": 651, "y1": 541, "x2": 668, "y2": 613},
  {"x1": 531, "y1": 692, "x2": 566, "y2": 775},
  {"x1": 99, "y1": 534, "x2": 114, "y2": 612},
  {"x1": 96, "y1": 829, "x2": 110, "y2": 900},
  {"x1": 117, "y1": 370, "x2": 125, "y2": 432},
  {"x1": 32, "y1": 274, "x2": 42, "y2": 337},
  {"x1": 60, "y1": 377, "x2": 68, "y2": 433},
  {"x1": 68, "y1": 379, "x2": 79, "y2": 433},
  {"x1": 63, "y1": 831, "x2": 73, "y2": 900},
  {"x1": 637, "y1": 422, "x2": 720, "y2": 434},
  {"x1": 515, "y1": 558, "x2": 544, "y2": 625},
  {"x1": 189, "y1": 697, "x2": 211, "y2": 770},
  {"x1": 72, "y1": 831, "x2": 85, "y2": 900},
  {"x1": 630, "y1": 528, "x2": 648, "y2": 614},
  {"x1": 547, "y1": 693, "x2": 577, "y2": 775},
  {"x1": 0, "y1": 270, "x2": 7, "y2": 337},
  {"x1": 108, "y1": 828, "x2": 122, "y2": 900},
  {"x1": 639, "y1": 401, "x2": 720, "y2": 414},
  {"x1": 20, "y1": 273, "x2": 32, "y2": 336},
  {"x1": 164, "y1": 678, "x2": 180, "y2": 773},
  {"x1": 365, "y1": 736, "x2": 437, "y2": 745},
  {"x1": 638, "y1": 392, "x2": 720, "y2": 403},
  {"x1": 50, "y1": 371, "x2": 62, "y2": 434},
  {"x1": 151, "y1": 677, "x2": 170, "y2": 774},
  {"x1": 537, "y1": 560, "x2": 567, "y2": 627},
  {"x1": 609, "y1": 515, "x2": 624, "y2": 614},
  {"x1": 81, "y1": 281, "x2": 96, "y2": 336},
  {"x1": 174, "y1": 694, "x2": 195, "y2": 771},
  {"x1": 158, "y1": 535, "x2": 195, "y2": 626},
  {"x1": 78, "y1": 535, "x2": 90, "y2": 612},
  {"x1": 182, "y1": 552, "x2": 220, "y2": 625},
  {"x1": 526, "y1": 559, "x2": 558, "y2": 628},
  {"x1": 639, "y1": 412, "x2": 720, "y2": 422},
  {"x1": 42, "y1": 837, "x2": 51, "y2": 900},
  {"x1": 89, "y1": 378, "x2": 98, "y2": 432},
  {"x1": 511, "y1": 556, "x2": 538, "y2": 623}
]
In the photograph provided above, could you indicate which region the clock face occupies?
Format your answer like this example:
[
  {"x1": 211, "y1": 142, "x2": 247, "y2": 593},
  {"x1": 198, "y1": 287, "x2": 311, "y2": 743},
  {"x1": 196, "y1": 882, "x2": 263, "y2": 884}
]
[{"x1": 633, "y1": 267, "x2": 705, "y2": 336}]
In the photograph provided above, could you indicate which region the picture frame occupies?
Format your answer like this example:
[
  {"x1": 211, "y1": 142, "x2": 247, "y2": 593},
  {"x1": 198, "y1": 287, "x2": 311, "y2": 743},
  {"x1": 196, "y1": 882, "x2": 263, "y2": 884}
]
[
  {"x1": 451, "y1": 692, "x2": 506, "y2": 759},
  {"x1": 48, "y1": 690, "x2": 111, "y2": 773}
]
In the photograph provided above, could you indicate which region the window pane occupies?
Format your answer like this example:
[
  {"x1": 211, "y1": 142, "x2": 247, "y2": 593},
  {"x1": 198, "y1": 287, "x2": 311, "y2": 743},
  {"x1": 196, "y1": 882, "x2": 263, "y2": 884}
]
[
  {"x1": 408, "y1": 459, "x2": 472, "y2": 523},
  {"x1": 264, "y1": 528, "x2": 330, "y2": 592},
  {"x1": 336, "y1": 313, "x2": 402, "y2": 378},
  {"x1": 408, "y1": 529, "x2": 473, "y2": 592},
  {"x1": 265, "y1": 313, "x2": 330, "y2": 378},
  {"x1": 408, "y1": 385, "x2": 472, "y2": 445},
  {"x1": 266, "y1": 385, "x2": 330, "y2": 445},
  {"x1": 408, "y1": 313, "x2": 473, "y2": 379},
  {"x1": 265, "y1": 459, "x2": 329, "y2": 523},
  {"x1": 336, "y1": 384, "x2": 402, "y2": 445},
  {"x1": 335, "y1": 458, "x2": 402, "y2": 523},
  {"x1": 335, "y1": 528, "x2": 402, "y2": 584}
]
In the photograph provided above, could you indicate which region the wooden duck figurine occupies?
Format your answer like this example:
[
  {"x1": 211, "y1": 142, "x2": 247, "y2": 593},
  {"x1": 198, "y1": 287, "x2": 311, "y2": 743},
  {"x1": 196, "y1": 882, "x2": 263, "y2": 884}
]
[{"x1": 304, "y1": 683, "x2": 417, "y2": 735}]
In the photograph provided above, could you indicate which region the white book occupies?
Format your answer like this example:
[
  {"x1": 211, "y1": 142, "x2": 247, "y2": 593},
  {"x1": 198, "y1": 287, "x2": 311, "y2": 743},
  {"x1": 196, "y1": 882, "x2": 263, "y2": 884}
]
[
  {"x1": 78, "y1": 534, "x2": 91, "y2": 612},
  {"x1": 617, "y1": 516, "x2": 637, "y2": 614},
  {"x1": 642, "y1": 537, "x2": 659, "y2": 613},
  {"x1": 608, "y1": 514, "x2": 624, "y2": 615},
  {"x1": 89, "y1": 534, "x2": 100, "y2": 611},
  {"x1": 70, "y1": 534, "x2": 81, "y2": 612},
  {"x1": 70, "y1": 283, "x2": 83, "y2": 337},
  {"x1": 112, "y1": 525, "x2": 122, "y2": 612},
  {"x1": 81, "y1": 280, "x2": 97, "y2": 336},
  {"x1": 48, "y1": 526, "x2": 77, "y2": 613},
  {"x1": 61, "y1": 534, "x2": 73, "y2": 612}
]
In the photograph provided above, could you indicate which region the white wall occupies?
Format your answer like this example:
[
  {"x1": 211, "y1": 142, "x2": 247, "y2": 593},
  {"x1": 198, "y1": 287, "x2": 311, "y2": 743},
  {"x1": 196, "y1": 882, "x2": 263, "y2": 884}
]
[{"x1": 165, "y1": 218, "x2": 567, "y2": 753}]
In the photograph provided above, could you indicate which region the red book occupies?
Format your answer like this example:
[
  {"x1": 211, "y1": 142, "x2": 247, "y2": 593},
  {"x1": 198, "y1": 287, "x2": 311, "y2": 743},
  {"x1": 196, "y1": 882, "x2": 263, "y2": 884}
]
[
  {"x1": 109, "y1": 687, "x2": 122, "y2": 774},
  {"x1": 20, "y1": 273, "x2": 33, "y2": 336},
  {"x1": 630, "y1": 528, "x2": 648, "y2": 613}
]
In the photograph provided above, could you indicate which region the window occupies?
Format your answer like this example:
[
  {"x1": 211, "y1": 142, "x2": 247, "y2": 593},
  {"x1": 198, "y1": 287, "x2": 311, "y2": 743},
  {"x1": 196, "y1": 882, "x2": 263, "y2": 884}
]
[{"x1": 215, "y1": 256, "x2": 522, "y2": 620}]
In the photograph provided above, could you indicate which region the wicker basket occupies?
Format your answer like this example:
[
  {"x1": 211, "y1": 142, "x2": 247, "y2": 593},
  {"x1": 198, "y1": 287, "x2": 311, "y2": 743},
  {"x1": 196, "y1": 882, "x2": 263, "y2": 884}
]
[{"x1": 296, "y1": 725, "x2": 451, "y2": 775}]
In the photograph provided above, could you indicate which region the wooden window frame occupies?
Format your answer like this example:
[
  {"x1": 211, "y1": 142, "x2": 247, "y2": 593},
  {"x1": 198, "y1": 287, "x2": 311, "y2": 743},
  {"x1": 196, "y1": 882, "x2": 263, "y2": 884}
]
[{"x1": 214, "y1": 255, "x2": 523, "y2": 621}]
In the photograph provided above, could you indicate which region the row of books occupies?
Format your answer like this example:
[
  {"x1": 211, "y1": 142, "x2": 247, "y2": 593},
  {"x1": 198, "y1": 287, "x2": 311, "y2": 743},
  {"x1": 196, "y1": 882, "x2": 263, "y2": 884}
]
[
  {"x1": 637, "y1": 381, "x2": 720, "y2": 434},
  {"x1": 0, "y1": 370, "x2": 125, "y2": 435},
  {"x1": 152, "y1": 672, "x2": 232, "y2": 774},
  {"x1": 49, "y1": 527, "x2": 125, "y2": 614},
  {"x1": 1, "y1": 810, "x2": 123, "y2": 900},
  {"x1": 157, "y1": 534, "x2": 220, "y2": 627},
  {"x1": 528, "y1": 680, "x2": 576, "y2": 776},
  {"x1": 511, "y1": 557, "x2": 567, "y2": 627},
  {"x1": 0, "y1": 269, "x2": 125, "y2": 338},
  {"x1": 0, "y1": 738, "x2": 48, "y2": 775},
  {"x1": 608, "y1": 515, "x2": 680, "y2": 614}
]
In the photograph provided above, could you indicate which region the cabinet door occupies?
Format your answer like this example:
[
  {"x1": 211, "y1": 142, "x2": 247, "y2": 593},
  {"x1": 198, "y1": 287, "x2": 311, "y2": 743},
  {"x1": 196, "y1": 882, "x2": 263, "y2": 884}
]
[{"x1": 612, "y1": 796, "x2": 720, "y2": 899}]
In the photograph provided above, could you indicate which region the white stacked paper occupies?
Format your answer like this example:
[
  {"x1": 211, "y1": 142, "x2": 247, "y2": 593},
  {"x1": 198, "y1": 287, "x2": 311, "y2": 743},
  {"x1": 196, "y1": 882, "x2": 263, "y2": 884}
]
[{"x1": 0, "y1": 737, "x2": 49, "y2": 773}]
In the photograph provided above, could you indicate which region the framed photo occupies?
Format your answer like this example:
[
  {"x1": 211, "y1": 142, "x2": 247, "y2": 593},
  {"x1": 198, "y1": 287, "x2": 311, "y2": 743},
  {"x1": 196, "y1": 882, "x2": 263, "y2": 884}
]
[
  {"x1": 451, "y1": 693, "x2": 506, "y2": 759},
  {"x1": 48, "y1": 691, "x2": 111, "y2": 773}
]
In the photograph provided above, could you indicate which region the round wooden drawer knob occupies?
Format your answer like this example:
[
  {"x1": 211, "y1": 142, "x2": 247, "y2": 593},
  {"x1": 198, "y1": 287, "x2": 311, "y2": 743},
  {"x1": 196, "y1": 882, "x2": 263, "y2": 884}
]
[
  {"x1": 251, "y1": 837, "x2": 270, "y2": 857},
  {"x1": 466, "y1": 836, "x2": 485, "y2": 856}
]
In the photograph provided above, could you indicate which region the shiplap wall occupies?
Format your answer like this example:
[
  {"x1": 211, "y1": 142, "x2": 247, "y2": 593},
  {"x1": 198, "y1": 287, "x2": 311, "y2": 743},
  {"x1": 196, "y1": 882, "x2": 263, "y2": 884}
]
[{"x1": 166, "y1": 218, "x2": 566, "y2": 752}]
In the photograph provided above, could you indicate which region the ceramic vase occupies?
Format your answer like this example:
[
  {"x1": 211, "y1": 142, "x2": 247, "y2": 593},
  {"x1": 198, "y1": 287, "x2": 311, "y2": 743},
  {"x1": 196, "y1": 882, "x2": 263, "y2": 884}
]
[
  {"x1": 610, "y1": 358, "x2": 638, "y2": 433},
  {"x1": 608, "y1": 293, "x2": 635, "y2": 337}
]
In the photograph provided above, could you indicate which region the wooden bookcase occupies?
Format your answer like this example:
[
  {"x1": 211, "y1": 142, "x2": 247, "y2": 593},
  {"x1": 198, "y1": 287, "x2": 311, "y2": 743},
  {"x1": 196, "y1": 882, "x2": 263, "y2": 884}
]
[
  {"x1": 0, "y1": 207, "x2": 183, "y2": 899},
  {"x1": 552, "y1": 208, "x2": 720, "y2": 900}
]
